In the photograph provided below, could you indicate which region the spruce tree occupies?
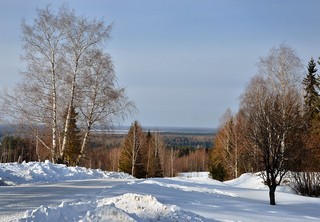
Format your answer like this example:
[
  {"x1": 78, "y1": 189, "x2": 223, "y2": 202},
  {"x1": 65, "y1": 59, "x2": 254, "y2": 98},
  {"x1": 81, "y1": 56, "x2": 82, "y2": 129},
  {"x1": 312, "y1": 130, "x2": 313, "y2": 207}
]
[
  {"x1": 153, "y1": 147, "x2": 164, "y2": 177},
  {"x1": 61, "y1": 106, "x2": 81, "y2": 166},
  {"x1": 303, "y1": 57, "x2": 320, "y2": 124},
  {"x1": 145, "y1": 131, "x2": 154, "y2": 178},
  {"x1": 145, "y1": 131, "x2": 163, "y2": 178}
]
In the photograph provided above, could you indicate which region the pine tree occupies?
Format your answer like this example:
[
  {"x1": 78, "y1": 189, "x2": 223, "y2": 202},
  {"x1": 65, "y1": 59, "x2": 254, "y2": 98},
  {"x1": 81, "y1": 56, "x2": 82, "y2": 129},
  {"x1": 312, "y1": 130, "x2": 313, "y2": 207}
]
[
  {"x1": 61, "y1": 106, "x2": 81, "y2": 166},
  {"x1": 300, "y1": 58, "x2": 320, "y2": 171},
  {"x1": 145, "y1": 131, "x2": 154, "y2": 177},
  {"x1": 208, "y1": 144, "x2": 226, "y2": 181},
  {"x1": 119, "y1": 121, "x2": 146, "y2": 178},
  {"x1": 145, "y1": 131, "x2": 163, "y2": 178},
  {"x1": 303, "y1": 57, "x2": 320, "y2": 124}
]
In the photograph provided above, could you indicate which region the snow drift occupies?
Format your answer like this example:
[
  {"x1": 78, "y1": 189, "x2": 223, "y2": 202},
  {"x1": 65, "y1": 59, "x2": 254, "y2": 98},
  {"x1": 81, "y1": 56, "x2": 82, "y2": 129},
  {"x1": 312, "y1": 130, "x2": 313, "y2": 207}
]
[
  {"x1": 21, "y1": 193, "x2": 205, "y2": 222},
  {"x1": 0, "y1": 160, "x2": 132, "y2": 185}
]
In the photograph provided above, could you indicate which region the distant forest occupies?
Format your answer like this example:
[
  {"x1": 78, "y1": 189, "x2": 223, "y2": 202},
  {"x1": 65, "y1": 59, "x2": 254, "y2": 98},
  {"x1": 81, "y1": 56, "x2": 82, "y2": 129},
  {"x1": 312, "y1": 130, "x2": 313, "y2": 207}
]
[{"x1": 0, "y1": 124, "x2": 215, "y2": 177}]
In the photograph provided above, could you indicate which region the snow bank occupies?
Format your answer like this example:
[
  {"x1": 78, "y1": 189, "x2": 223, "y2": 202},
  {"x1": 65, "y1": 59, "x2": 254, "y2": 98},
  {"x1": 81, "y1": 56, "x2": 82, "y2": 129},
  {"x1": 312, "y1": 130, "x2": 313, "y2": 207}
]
[
  {"x1": 0, "y1": 161, "x2": 133, "y2": 185},
  {"x1": 19, "y1": 193, "x2": 205, "y2": 222},
  {"x1": 224, "y1": 173, "x2": 267, "y2": 189},
  {"x1": 224, "y1": 172, "x2": 294, "y2": 193}
]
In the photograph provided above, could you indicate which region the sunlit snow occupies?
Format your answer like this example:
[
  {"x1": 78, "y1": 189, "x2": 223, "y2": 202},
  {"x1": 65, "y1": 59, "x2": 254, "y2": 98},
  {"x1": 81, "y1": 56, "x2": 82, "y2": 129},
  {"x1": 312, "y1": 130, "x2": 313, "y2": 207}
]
[{"x1": 0, "y1": 161, "x2": 319, "y2": 221}]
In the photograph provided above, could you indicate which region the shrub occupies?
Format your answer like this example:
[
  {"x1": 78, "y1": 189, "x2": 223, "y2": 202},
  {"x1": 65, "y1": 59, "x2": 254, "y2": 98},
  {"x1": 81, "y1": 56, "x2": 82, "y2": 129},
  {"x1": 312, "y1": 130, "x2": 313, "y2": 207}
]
[
  {"x1": 209, "y1": 163, "x2": 226, "y2": 181},
  {"x1": 291, "y1": 172, "x2": 320, "y2": 197}
]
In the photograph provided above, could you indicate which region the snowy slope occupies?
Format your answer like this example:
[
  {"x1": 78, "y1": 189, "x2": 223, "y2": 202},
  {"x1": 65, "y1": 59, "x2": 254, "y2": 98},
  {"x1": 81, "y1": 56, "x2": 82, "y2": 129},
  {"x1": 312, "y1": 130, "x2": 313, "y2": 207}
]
[{"x1": 0, "y1": 162, "x2": 320, "y2": 222}]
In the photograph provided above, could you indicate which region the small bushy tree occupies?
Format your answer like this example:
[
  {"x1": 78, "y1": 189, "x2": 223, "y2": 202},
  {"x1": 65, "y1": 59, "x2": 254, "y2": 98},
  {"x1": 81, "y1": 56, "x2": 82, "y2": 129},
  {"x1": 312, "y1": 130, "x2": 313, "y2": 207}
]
[{"x1": 207, "y1": 147, "x2": 224, "y2": 181}]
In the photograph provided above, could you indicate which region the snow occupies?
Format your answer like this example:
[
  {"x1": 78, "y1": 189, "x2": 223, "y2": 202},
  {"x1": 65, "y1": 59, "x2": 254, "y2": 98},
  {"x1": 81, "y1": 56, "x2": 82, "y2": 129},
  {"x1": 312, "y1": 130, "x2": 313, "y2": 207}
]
[
  {"x1": 21, "y1": 193, "x2": 204, "y2": 222},
  {"x1": 0, "y1": 162, "x2": 320, "y2": 221},
  {"x1": 0, "y1": 160, "x2": 133, "y2": 185},
  {"x1": 224, "y1": 172, "x2": 267, "y2": 189}
]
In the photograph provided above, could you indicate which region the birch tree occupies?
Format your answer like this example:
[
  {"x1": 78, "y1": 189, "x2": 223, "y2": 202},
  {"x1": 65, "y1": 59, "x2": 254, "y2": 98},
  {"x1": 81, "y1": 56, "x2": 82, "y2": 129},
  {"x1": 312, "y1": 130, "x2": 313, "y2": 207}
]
[
  {"x1": 59, "y1": 8, "x2": 113, "y2": 160},
  {"x1": 209, "y1": 109, "x2": 251, "y2": 180},
  {"x1": 1, "y1": 7, "x2": 65, "y2": 162},
  {"x1": 1, "y1": 5, "x2": 134, "y2": 164},
  {"x1": 240, "y1": 44, "x2": 304, "y2": 205},
  {"x1": 76, "y1": 49, "x2": 134, "y2": 164},
  {"x1": 217, "y1": 110, "x2": 239, "y2": 179}
]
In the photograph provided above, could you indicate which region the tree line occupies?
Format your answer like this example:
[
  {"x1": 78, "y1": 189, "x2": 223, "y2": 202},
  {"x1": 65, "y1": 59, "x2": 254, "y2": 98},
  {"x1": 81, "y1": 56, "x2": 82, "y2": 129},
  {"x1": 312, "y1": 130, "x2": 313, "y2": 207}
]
[
  {"x1": 0, "y1": 121, "x2": 209, "y2": 178},
  {"x1": 208, "y1": 44, "x2": 320, "y2": 205},
  {"x1": 117, "y1": 121, "x2": 210, "y2": 178},
  {"x1": 164, "y1": 135, "x2": 213, "y2": 149}
]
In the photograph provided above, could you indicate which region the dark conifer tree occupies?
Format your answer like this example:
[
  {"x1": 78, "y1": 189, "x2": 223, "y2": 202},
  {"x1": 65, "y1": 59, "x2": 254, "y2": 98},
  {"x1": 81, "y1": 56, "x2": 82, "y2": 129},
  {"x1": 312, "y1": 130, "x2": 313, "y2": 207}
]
[
  {"x1": 0, "y1": 136, "x2": 28, "y2": 163},
  {"x1": 303, "y1": 57, "x2": 320, "y2": 124},
  {"x1": 62, "y1": 106, "x2": 81, "y2": 166},
  {"x1": 153, "y1": 147, "x2": 163, "y2": 177},
  {"x1": 145, "y1": 131, "x2": 154, "y2": 178},
  {"x1": 145, "y1": 131, "x2": 163, "y2": 178}
]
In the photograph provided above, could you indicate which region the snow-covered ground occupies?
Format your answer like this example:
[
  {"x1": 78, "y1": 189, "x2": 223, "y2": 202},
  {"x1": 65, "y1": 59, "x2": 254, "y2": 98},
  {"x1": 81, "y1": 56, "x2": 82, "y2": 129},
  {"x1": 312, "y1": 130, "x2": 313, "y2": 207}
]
[{"x1": 0, "y1": 162, "x2": 320, "y2": 221}]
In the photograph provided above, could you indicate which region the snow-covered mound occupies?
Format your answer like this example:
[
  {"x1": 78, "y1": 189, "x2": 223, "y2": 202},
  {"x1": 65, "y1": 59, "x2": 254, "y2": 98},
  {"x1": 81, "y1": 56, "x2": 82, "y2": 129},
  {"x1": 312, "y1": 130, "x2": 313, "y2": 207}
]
[
  {"x1": 224, "y1": 172, "x2": 294, "y2": 193},
  {"x1": 20, "y1": 193, "x2": 205, "y2": 222},
  {"x1": 224, "y1": 172, "x2": 267, "y2": 189},
  {"x1": 0, "y1": 160, "x2": 133, "y2": 185}
]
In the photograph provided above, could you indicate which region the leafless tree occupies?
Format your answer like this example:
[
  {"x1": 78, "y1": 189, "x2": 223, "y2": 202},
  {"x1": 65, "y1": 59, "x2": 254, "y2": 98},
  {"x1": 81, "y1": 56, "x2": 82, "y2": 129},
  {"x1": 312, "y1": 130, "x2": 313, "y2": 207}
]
[
  {"x1": 1, "y1": 7, "x2": 65, "y2": 162},
  {"x1": 240, "y1": 44, "x2": 304, "y2": 205},
  {"x1": 76, "y1": 50, "x2": 134, "y2": 163},
  {"x1": 210, "y1": 109, "x2": 249, "y2": 180},
  {"x1": 217, "y1": 109, "x2": 240, "y2": 178},
  {"x1": 0, "y1": 5, "x2": 134, "y2": 164},
  {"x1": 58, "y1": 7, "x2": 113, "y2": 160}
]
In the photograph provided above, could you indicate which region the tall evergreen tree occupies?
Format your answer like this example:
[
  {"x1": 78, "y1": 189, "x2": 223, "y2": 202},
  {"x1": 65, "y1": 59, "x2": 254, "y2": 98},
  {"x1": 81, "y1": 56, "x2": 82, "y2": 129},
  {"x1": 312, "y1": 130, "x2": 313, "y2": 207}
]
[
  {"x1": 145, "y1": 131, "x2": 154, "y2": 177},
  {"x1": 153, "y1": 145, "x2": 163, "y2": 178},
  {"x1": 119, "y1": 121, "x2": 146, "y2": 178},
  {"x1": 302, "y1": 58, "x2": 320, "y2": 167},
  {"x1": 145, "y1": 131, "x2": 163, "y2": 178},
  {"x1": 303, "y1": 57, "x2": 320, "y2": 124}
]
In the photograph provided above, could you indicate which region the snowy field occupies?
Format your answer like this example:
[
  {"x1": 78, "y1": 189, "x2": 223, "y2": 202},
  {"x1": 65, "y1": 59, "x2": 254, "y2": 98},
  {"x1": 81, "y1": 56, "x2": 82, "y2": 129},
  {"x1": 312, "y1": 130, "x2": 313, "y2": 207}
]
[{"x1": 0, "y1": 161, "x2": 320, "y2": 221}]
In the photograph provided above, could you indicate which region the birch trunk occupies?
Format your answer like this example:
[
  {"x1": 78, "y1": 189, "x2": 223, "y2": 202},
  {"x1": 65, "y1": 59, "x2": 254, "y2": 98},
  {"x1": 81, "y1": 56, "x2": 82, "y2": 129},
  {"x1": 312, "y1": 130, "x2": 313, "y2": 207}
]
[
  {"x1": 60, "y1": 62, "x2": 78, "y2": 159},
  {"x1": 76, "y1": 129, "x2": 89, "y2": 164},
  {"x1": 51, "y1": 55, "x2": 58, "y2": 163}
]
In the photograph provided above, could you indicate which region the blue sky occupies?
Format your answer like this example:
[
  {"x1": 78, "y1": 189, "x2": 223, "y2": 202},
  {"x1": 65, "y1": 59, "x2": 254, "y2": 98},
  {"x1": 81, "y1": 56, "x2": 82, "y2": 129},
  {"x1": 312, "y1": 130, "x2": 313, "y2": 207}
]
[{"x1": 1, "y1": 0, "x2": 320, "y2": 128}]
